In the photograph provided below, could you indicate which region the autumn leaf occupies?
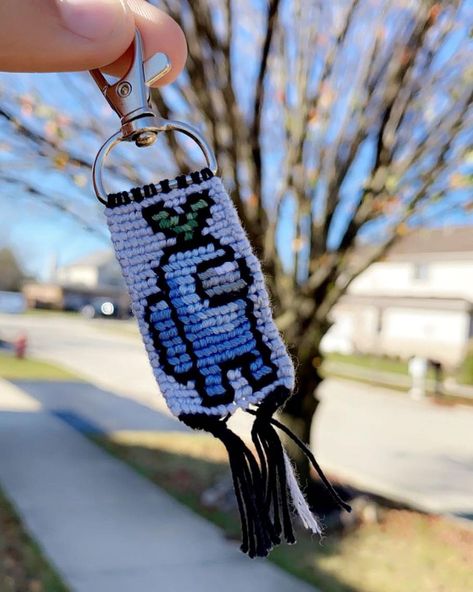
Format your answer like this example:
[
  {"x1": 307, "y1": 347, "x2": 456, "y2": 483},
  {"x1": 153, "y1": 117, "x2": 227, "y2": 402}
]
[
  {"x1": 73, "y1": 174, "x2": 87, "y2": 188},
  {"x1": 292, "y1": 237, "x2": 305, "y2": 252},
  {"x1": 53, "y1": 152, "x2": 69, "y2": 170},
  {"x1": 449, "y1": 173, "x2": 470, "y2": 189}
]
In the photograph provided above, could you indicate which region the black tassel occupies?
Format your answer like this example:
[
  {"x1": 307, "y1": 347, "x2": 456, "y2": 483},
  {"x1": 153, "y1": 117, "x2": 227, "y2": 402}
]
[
  {"x1": 180, "y1": 388, "x2": 350, "y2": 558},
  {"x1": 179, "y1": 413, "x2": 277, "y2": 557},
  {"x1": 250, "y1": 389, "x2": 296, "y2": 544},
  {"x1": 246, "y1": 406, "x2": 352, "y2": 514}
]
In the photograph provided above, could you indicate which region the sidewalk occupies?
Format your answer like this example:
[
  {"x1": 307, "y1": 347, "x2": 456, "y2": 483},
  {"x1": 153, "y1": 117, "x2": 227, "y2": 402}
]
[
  {"x1": 14, "y1": 374, "x2": 473, "y2": 518},
  {"x1": 0, "y1": 379, "x2": 315, "y2": 592},
  {"x1": 2, "y1": 314, "x2": 472, "y2": 520}
]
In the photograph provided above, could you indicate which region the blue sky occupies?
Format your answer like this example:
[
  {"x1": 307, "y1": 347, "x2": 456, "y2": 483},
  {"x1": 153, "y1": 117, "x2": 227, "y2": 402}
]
[
  {"x1": 0, "y1": 66, "x2": 220, "y2": 280},
  {"x1": 0, "y1": 181, "x2": 108, "y2": 278},
  {"x1": 0, "y1": 71, "x2": 470, "y2": 280},
  {"x1": 0, "y1": 0, "x2": 472, "y2": 280},
  {"x1": 0, "y1": 70, "x2": 153, "y2": 279}
]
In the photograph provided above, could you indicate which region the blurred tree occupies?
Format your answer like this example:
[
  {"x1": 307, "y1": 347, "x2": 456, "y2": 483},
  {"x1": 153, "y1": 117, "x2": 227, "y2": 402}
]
[
  {"x1": 0, "y1": 248, "x2": 24, "y2": 291},
  {"x1": 153, "y1": 0, "x2": 472, "y2": 490},
  {"x1": 0, "y1": 0, "x2": 472, "y2": 498}
]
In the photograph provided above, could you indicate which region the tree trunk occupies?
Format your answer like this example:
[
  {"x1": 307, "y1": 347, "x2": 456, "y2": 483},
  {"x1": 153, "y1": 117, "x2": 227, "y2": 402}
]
[
  {"x1": 281, "y1": 331, "x2": 347, "y2": 513},
  {"x1": 280, "y1": 344, "x2": 322, "y2": 485}
]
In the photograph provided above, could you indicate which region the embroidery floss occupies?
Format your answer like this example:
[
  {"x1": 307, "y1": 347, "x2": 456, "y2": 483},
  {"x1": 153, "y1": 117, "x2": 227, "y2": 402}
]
[
  {"x1": 105, "y1": 168, "x2": 350, "y2": 556},
  {"x1": 90, "y1": 30, "x2": 350, "y2": 558}
]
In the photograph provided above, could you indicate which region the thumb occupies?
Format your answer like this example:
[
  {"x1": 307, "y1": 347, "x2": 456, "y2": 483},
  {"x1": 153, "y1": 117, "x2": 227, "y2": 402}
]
[
  {"x1": 0, "y1": 0, "x2": 186, "y2": 85},
  {"x1": 0, "y1": 0, "x2": 134, "y2": 72}
]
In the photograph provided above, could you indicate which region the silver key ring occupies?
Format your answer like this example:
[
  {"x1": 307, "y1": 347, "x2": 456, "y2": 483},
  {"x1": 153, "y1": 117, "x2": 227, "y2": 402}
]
[
  {"x1": 92, "y1": 118, "x2": 217, "y2": 205},
  {"x1": 90, "y1": 30, "x2": 217, "y2": 205}
]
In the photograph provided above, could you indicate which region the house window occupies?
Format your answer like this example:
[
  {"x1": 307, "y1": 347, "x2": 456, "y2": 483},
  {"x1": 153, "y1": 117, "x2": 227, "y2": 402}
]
[{"x1": 412, "y1": 263, "x2": 429, "y2": 281}]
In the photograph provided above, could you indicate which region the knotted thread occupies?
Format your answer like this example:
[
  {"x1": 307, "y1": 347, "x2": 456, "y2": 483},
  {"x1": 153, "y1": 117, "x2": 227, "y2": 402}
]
[{"x1": 106, "y1": 169, "x2": 350, "y2": 557}]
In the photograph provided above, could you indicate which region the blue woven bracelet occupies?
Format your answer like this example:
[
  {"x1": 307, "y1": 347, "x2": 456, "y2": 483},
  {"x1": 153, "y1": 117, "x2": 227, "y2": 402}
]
[{"x1": 105, "y1": 167, "x2": 350, "y2": 557}]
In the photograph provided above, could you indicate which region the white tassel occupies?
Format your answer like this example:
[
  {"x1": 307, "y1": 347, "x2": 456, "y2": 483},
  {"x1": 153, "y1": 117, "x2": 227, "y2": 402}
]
[{"x1": 283, "y1": 450, "x2": 323, "y2": 535}]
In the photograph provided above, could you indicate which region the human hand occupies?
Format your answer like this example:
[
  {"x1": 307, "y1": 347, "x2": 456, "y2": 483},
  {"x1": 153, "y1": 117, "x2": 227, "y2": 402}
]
[{"x1": 0, "y1": 0, "x2": 187, "y2": 86}]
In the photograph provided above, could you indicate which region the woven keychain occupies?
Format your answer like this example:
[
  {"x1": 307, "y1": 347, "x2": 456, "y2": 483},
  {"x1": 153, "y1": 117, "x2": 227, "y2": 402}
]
[{"x1": 91, "y1": 32, "x2": 350, "y2": 558}]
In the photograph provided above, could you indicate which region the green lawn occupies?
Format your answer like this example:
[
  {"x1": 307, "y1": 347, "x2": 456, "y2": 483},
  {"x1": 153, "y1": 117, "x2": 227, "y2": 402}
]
[
  {"x1": 457, "y1": 345, "x2": 473, "y2": 385},
  {"x1": 0, "y1": 487, "x2": 68, "y2": 592},
  {"x1": 93, "y1": 430, "x2": 473, "y2": 592},
  {"x1": 25, "y1": 309, "x2": 79, "y2": 318},
  {"x1": 326, "y1": 352, "x2": 415, "y2": 376},
  {"x1": 322, "y1": 353, "x2": 473, "y2": 406},
  {"x1": 0, "y1": 352, "x2": 80, "y2": 381}
]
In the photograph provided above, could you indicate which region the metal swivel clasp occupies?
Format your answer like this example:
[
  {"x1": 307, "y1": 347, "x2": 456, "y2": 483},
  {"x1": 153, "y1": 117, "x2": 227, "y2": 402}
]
[
  {"x1": 90, "y1": 29, "x2": 217, "y2": 204},
  {"x1": 90, "y1": 29, "x2": 170, "y2": 147}
]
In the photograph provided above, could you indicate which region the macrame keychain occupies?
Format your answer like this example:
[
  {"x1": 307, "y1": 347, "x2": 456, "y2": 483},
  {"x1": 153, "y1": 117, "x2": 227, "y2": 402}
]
[{"x1": 91, "y1": 31, "x2": 350, "y2": 558}]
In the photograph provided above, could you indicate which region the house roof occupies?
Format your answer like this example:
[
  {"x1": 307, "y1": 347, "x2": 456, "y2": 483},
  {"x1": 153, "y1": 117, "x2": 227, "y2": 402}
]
[
  {"x1": 340, "y1": 293, "x2": 473, "y2": 311},
  {"x1": 352, "y1": 225, "x2": 473, "y2": 265},
  {"x1": 61, "y1": 250, "x2": 116, "y2": 269},
  {"x1": 386, "y1": 226, "x2": 473, "y2": 259}
]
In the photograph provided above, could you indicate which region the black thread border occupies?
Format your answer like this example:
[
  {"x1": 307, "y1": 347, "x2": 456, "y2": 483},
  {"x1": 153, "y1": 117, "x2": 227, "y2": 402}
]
[{"x1": 106, "y1": 168, "x2": 215, "y2": 209}]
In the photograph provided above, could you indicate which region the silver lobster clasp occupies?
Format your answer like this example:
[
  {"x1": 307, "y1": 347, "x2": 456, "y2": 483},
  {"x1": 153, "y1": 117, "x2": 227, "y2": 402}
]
[
  {"x1": 90, "y1": 29, "x2": 218, "y2": 205},
  {"x1": 90, "y1": 30, "x2": 170, "y2": 147}
]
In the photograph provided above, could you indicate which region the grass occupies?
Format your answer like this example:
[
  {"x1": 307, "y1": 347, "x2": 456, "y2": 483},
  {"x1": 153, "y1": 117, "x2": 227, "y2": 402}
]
[
  {"x1": 1, "y1": 350, "x2": 469, "y2": 590},
  {"x1": 24, "y1": 309, "x2": 79, "y2": 318},
  {"x1": 92, "y1": 430, "x2": 473, "y2": 592},
  {"x1": 280, "y1": 510, "x2": 473, "y2": 592},
  {"x1": 93, "y1": 431, "x2": 239, "y2": 536},
  {"x1": 0, "y1": 352, "x2": 80, "y2": 381},
  {"x1": 0, "y1": 487, "x2": 68, "y2": 592},
  {"x1": 322, "y1": 353, "x2": 473, "y2": 406},
  {"x1": 322, "y1": 368, "x2": 473, "y2": 407},
  {"x1": 457, "y1": 344, "x2": 473, "y2": 386},
  {"x1": 325, "y1": 352, "x2": 412, "y2": 375}
]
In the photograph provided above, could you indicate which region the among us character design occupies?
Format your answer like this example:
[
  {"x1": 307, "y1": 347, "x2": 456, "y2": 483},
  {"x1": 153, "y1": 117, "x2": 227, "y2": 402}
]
[
  {"x1": 105, "y1": 173, "x2": 347, "y2": 558},
  {"x1": 142, "y1": 189, "x2": 278, "y2": 408}
]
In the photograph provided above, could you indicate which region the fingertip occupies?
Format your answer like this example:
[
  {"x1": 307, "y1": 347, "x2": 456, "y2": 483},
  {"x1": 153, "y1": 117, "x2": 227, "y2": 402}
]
[
  {"x1": 0, "y1": 0, "x2": 137, "y2": 73},
  {"x1": 58, "y1": 0, "x2": 136, "y2": 70},
  {"x1": 148, "y1": 16, "x2": 187, "y2": 87},
  {"x1": 104, "y1": 1, "x2": 187, "y2": 86},
  {"x1": 94, "y1": 1, "x2": 137, "y2": 69}
]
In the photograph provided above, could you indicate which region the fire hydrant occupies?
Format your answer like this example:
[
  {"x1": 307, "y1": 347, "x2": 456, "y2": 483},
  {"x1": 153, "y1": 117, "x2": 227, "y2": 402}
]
[{"x1": 15, "y1": 334, "x2": 27, "y2": 359}]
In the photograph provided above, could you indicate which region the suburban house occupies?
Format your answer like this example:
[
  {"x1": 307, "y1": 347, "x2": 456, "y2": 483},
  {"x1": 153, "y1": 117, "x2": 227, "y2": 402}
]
[
  {"x1": 23, "y1": 251, "x2": 128, "y2": 312},
  {"x1": 55, "y1": 251, "x2": 125, "y2": 291},
  {"x1": 322, "y1": 226, "x2": 473, "y2": 367},
  {"x1": 22, "y1": 227, "x2": 473, "y2": 364}
]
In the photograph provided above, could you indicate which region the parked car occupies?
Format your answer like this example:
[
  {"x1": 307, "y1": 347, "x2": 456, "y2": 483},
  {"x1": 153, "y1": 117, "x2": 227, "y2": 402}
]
[{"x1": 80, "y1": 298, "x2": 120, "y2": 319}]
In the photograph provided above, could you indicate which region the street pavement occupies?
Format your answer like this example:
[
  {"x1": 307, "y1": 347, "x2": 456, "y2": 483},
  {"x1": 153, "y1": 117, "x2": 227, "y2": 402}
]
[
  {"x1": 316, "y1": 378, "x2": 473, "y2": 516},
  {"x1": 1, "y1": 312, "x2": 473, "y2": 516},
  {"x1": 0, "y1": 380, "x2": 315, "y2": 592},
  {"x1": 0, "y1": 313, "x2": 160, "y2": 410}
]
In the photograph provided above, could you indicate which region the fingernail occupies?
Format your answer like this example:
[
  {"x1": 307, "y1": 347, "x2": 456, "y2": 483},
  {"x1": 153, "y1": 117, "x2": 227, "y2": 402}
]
[{"x1": 57, "y1": 0, "x2": 128, "y2": 41}]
